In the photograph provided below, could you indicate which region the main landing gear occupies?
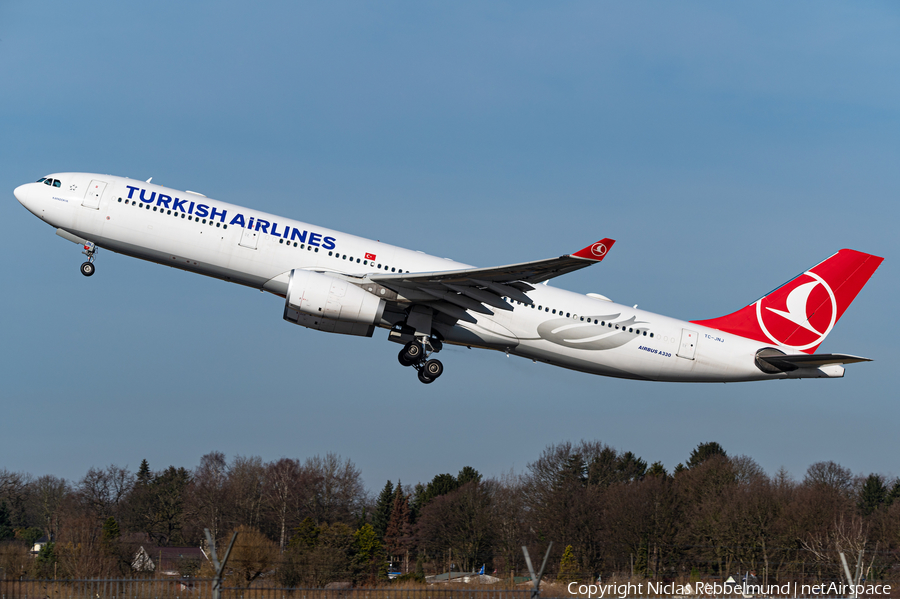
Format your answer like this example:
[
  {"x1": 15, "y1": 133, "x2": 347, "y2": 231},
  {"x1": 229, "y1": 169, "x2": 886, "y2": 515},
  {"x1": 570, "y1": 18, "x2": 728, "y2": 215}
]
[
  {"x1": 80, "y1": 242, "x2": 97, "y2": 277},
  {"x1": 398, "y1": 339, "x2": 444, "y2": 384}
]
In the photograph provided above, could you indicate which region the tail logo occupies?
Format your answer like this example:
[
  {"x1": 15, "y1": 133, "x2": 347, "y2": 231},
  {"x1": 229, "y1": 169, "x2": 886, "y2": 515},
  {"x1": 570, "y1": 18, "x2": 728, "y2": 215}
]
[
  {"x1": 590, "y1": 243, "x2": 608, "y2": 257},
  {"x1": 755, "y1": 271, "x2": 837, "y2": 351}
]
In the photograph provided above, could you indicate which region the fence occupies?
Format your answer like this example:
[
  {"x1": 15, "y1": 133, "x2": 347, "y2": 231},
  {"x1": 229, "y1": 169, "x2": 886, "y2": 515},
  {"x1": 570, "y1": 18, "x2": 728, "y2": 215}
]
[{"x1": 0, "y1": 580, "x2": 535, "y2": 599}]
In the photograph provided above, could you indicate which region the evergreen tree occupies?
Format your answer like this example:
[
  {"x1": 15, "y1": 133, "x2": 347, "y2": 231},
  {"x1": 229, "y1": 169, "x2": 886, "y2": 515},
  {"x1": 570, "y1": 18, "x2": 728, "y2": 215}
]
[
  {"x1": 102, "y1": 516, "x2": 120, "y2": 544},
  {"x1": 413, "y1": 473, "x2": 460, "y2": 512},
  {"x1": 457, "y1": 466, "x2": 482, "y2": 486},
  {"x1": 687, "y1": 442, "x2": 727, "y2": 469},
  {"x1": 0, "y1": 501, "x2": 12, "y2": 541},
  {"x1": 557, "y1": 544, "x2": 580, "y2": 581},
  {"x1": 137, "y1": 459, "x2": 152, "y2": 485},
  {"x1": 646, "y1": 461, "x2": 669, "y2": 478},
  {"x1": 34, "y1": 542, "x2": 56, "y2": 578},
  {"x1": 353, "y1": 523, "x2": 387, "y2": 583},
  {"x1": 372, "y1": 480, "x2": 394, "y2": 540},
  {"x1": 289, "y1": 517, "x2": 320, "y2": 550},
  {"x1": 889, "y1": 478, "x2": 900, "y2": 505},
  {"x1": 557, "y1": 453, "x2": 587, "y2": 490},
  {"x1": 384, "y1": 483, "x2": 412, "y2": 558},
  {"x1": 859, "y1": 474, "x2": 887, "y2": 515},
  {"x1": 616, "y1": 452, "x2": 648, "y2": 482}
]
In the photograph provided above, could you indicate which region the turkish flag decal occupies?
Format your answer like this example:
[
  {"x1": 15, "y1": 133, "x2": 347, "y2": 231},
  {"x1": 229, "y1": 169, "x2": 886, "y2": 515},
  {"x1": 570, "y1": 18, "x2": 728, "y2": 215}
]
[{"x1": 365, "y1": 253, "x2": 376, "y2": 260}]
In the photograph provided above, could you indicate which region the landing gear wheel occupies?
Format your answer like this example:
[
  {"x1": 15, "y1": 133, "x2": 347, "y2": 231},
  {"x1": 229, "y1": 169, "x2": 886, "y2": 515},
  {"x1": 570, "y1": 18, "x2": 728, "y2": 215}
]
[
  {"x1": 398, "y1": 348, "x2": 416, "y2": 367},
  {"x1": 417, "y1": 369, "x2": 435, "y2": 384},
  {"x1": 80, "y1": 262, "x2": 95, "y2": 277},
  {"x1": 402, "y1": 341, "x2": 423, "y2": 363},
  {"x1": 423, "y1": 359, "x2": 443, "y2": 379}
]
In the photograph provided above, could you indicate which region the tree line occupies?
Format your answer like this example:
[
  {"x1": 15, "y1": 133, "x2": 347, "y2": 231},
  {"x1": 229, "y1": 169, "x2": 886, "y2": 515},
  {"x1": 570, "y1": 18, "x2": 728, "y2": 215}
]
[{"x1": 1, "y1": 442, "x2": 898, "y2": 587}]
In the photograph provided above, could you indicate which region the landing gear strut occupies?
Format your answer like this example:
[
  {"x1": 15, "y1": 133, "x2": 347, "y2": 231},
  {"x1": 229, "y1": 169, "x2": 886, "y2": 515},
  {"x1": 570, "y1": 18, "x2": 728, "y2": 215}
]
[
  {"x1": 80, "y1": 242, "x2": 97, "y2": 277},
  {"x1": 398, "y1": 339, "x2": 444, "y2": 384}
]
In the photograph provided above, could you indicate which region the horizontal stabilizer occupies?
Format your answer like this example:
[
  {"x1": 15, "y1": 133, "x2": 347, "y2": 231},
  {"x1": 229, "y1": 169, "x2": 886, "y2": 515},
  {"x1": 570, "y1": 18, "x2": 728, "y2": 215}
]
[{"x1": 758, "y1": 352, "x2": 871, "y2": 372}]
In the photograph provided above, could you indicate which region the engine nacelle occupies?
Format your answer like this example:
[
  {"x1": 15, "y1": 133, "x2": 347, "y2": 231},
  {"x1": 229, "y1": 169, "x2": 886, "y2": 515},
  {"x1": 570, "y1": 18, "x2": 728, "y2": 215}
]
[{"x1": 283, "y1": 269, "x2": 386, "y2": 337}]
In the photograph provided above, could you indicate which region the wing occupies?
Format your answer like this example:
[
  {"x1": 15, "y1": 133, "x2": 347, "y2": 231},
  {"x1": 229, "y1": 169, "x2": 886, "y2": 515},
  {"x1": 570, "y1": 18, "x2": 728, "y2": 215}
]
[
  {"x1": 365, "y1": 238, "x2": 615, "y2": 323},
  {"x1": 757, "y1": 353, "x2": 872, "y2": 372}
]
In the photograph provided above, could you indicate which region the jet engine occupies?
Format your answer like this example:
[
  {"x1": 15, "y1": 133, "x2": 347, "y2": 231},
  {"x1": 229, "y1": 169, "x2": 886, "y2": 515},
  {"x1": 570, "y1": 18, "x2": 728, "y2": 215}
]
[{"x1": 283, "y1": 269, "x2": 386, "y2": 337}]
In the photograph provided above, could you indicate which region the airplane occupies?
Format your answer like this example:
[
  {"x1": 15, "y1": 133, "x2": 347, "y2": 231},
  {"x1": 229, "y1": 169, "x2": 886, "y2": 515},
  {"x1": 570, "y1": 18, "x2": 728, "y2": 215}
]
[{"x1": 15, "y1": 173, "x2": 883, "y2": 384}]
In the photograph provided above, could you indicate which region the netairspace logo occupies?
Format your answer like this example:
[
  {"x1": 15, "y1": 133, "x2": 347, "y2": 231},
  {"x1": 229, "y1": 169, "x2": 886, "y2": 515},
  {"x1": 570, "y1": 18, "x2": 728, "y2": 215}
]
[{"x1": 566, "y1": 581, "x2": 892, "y2": 597}]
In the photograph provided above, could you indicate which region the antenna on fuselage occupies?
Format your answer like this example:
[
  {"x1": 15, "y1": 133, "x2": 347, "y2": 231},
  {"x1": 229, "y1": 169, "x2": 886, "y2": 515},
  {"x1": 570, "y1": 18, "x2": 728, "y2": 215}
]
[{"x1": 146, "y1": 177, "x2": 152, "y2": 183}]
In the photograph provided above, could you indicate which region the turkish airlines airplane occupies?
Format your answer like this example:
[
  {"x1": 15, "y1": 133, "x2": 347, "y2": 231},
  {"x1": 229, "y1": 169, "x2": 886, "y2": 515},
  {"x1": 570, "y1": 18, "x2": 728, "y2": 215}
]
[{"x1": 15, "y1": 173, "x2": 883, "y2": 384}]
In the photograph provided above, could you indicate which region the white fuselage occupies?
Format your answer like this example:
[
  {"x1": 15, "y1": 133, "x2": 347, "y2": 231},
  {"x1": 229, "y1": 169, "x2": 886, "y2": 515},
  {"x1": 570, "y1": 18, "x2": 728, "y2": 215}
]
[{"x1": 16, "y1": 173, "x2": 832, "y2": 382}]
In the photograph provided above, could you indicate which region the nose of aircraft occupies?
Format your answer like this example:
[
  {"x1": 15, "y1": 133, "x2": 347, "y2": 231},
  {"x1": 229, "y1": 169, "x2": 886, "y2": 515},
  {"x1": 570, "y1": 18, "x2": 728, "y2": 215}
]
[{"x1": 14, "y1": 184, "x2": 31, "y2": 208}]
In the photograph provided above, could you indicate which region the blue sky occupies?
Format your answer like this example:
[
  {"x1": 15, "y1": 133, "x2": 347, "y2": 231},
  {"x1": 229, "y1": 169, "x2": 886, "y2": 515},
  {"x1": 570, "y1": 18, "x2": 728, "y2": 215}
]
[{"x1": 1, "y1": 2, "x2": 898, "y2": 492}]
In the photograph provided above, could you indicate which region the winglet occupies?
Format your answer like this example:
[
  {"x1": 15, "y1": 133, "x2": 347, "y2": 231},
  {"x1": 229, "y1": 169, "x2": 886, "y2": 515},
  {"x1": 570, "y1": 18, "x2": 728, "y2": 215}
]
[{"x1": 571, "y1": 238, "x2": 615, "y2": 261}]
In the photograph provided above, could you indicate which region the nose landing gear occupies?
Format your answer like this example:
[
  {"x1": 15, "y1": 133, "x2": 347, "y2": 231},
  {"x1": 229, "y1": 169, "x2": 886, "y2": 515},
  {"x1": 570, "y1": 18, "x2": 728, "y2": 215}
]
[
  {"x1": 80, "y1": 242, "x2": 97, "y2": 277},
  {"x1": 398, "y1": 338, "x2": 444, "y2": 384}
]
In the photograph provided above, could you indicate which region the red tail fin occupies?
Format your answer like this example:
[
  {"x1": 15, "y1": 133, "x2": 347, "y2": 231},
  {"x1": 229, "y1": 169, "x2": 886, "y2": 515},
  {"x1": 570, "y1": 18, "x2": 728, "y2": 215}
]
[{"x1": 692, "y1": 249, "x2": 883, "y2": 353}]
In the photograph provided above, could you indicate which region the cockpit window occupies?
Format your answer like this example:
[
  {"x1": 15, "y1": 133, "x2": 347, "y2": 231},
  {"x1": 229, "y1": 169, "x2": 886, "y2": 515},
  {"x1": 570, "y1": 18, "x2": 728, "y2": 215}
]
[
  {"x1": 36, "y1": 177, "x2": 61, "y2": 187},
  {"x1": 36, "y1": 177, "x2": 47, "y2": 183},
  {"x1": 52, "y1": 179, "x2": 61, "y2": 187}
]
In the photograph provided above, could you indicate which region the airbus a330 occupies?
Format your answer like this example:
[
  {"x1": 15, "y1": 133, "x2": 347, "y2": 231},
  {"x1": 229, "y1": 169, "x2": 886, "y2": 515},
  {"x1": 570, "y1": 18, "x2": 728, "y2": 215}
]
[{"x1": 15, "y1": 173, "x2": 883, "y2": 384}]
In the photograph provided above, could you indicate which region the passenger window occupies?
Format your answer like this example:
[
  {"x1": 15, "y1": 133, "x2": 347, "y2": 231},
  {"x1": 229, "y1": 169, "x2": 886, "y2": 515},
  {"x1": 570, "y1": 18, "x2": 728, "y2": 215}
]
[
  {"x1": 566, "y1": 313, "x2": 570, "y2": 318},
  {"x1": 153, "y1": 207, "x2": 158, "y2": 211},
  {"x1": 391, "y1": 267, "x2": 395, "y2": 272},
  {"x1": 650, "y1": 333, "x2": 654, "y2": 338},
  {"x1": 356, "y1": 258, "x2": 360, "y2": 263}
]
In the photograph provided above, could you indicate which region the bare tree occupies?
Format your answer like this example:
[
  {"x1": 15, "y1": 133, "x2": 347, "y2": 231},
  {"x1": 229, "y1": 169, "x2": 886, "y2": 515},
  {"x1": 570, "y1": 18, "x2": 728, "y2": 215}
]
[
  {"x1": 490, "y1": 471, "x2": 527, "y2": 578},
  {"x1": 301, "y1": 454, "x2": 365, "y2": 526},
  {"x1": 264, "y1": 458, "x2": 303, "y2": 552},
  {"x1": 0, "y1": 470, "x2": 31, "y2": 527},
  {"x1": 77, "y1": 465, "x2": 134, "y2": 521},
  {"x1": 804, "y1": 461, "x2": 854, "y2": 495},
  {"x1": 229, "y1": 455, "x2": 265, "y2": 530},
  {"x1": 226, "y1": 525, "x2": 279, "y2": 587},
  {"x1": 189, "y1": 452, "x2": 231, "y2": 543},
  {"x1": 802, "y1": 512, "x2": 869, "y2": 580},
  {"x1": 28, "y1": 475, "x2": 70, "y2": 541},
  {"x1": 417, "y1": 481, "x2": 494, "y2": 572}
]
